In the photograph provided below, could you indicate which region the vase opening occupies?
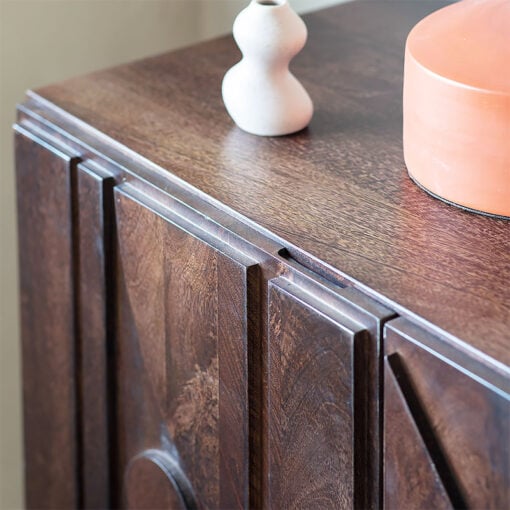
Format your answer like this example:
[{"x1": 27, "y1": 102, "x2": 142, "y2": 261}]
[{"x1": 255, "y1": 0, "x2": 285, "y2": 6}]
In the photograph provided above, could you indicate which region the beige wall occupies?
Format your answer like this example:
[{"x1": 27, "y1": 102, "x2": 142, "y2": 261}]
[{"x1": 0, "y1": 1, "x2": 343, "y2": 508}]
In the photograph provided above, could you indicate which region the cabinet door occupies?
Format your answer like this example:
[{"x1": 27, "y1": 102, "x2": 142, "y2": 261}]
[
  {"x1": 267, "y1": 277, "x2": 389, "y2": 509},
  {"x1": 114, "y1": 185, "x2": 259, "y2": 509},
  {"x1": 383, "y1": 318, "x2": 510, "y2": 510},
  {"x1": 15, "y1": 126, "x2": 81, "y2": 510}
]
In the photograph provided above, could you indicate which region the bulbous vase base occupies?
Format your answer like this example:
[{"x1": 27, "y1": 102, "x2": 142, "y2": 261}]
[
  {"x1": 222, "y1": 66, "x2": 313, "y2": 137},
  {"x1": 222, "y1": 0, "x2": 314, "y2": 137}
]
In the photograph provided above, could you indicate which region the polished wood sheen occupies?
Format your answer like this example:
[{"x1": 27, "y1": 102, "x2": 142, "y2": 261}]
[
  {"x1": 14, "y1": 1, "x2": 510, "y2": 509},
  {"x1": 384, "y1": 319, "x2": 510, "y2": 510},
  {"x1": 384, "y1": 357, "x2": 452, "y2": 510},
  {"x1": 268, "y1": 277, "x2": 367, "y2": 509},
  {"x1": 114, "y1": 184, "x2": 258, "y2": 509},
  {"x1": 28, "y1": 0, "x2": 510, "y2": 365}
]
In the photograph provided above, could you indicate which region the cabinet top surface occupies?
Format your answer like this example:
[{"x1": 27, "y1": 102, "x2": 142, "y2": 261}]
[{"x1": 28, "y1": 0, "x2": 509, "y2": 366}]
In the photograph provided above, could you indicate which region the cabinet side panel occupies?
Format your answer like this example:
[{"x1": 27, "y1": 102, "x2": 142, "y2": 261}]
[
  {"x1": 15, "y1": 129, "x2": 79, "y2": 509},
  {"x1": 268, "y1": 279, "x2": 363, "y2": 509},
  {"x1": 77, "y1": 164, "x2": 115, "y2": 509}
]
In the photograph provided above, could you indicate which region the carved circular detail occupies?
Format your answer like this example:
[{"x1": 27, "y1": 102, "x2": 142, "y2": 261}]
[{"x1": 124, "y1": 449, "x2": 197, "y2": 510}]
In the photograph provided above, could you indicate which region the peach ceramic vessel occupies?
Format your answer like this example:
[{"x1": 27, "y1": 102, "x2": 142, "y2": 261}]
[{"x1": 403, "y1": 0, "x2": 510, "y2": 218}]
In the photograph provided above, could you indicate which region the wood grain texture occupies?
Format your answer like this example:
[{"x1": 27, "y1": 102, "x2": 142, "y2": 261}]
[
  {"x1": 268, "y1": 277, "x2": 368, "y2": 509},
  {"x1": 383, "y1": 356, "x2": 453, "y2": 510},
  {"x1": 15, "y1": 126, "x2": 80, "y2": 509},
  {"x1": 14, "y1": 2, "x2": 510, "y2": 508},
  {"x1": 76, "y1": 162, "x2": 115, "y2": 509},
  {"x1": 114, "y1": 184, "x2": 259, "y2": 509},
  {"x1": 384, "y1": 319, "x2": 510, "y2": 510},
  {"x1": 281, "y1": 270, "x2": 396, "y2": 510},
  {"x1": 27, "y1": 0, "x2": 510, "y2": 367}
]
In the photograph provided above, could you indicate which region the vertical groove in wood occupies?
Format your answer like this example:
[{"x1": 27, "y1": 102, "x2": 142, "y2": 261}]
[
  {"x1": 248, "y1": 265, "x2": 264, "y2": 510},
  {"x1": 77, "y1": 163, "x2": 115, "y2": 509},
  {"x1": 384, "y1": 321, "x2": 510, "y2": 510},
  {"x1": 104, "y1": 178, "x2": 119, "y2": 509},
  {"x1": 383, "y1": 356, "x2": 453, "y2": 510},
  {"x1": 353, "y1": 330, "x2": 369, "y2": 510},
  {"x1": 71, "y1": 152, "x2": 84, "y2": 510},
  {"x1": 15, "y1": 127, "x2": 81, "y2": 510},
  {"x1": 379, "y1": 322, "x2": 386, "y2": 510},
  {"x1": 386, "y1": 353, "x2": 466, "y2": 509}
]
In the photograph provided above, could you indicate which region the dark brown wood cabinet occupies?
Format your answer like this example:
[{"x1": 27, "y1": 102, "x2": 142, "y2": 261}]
[{"x1": 15, "y1": 1, "x2": 509, "y2": 509}]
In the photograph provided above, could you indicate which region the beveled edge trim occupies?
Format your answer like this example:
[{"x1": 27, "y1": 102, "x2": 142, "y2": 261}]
[{"x1": 384, "y1": 317, "x2": 510, "y2": 398}]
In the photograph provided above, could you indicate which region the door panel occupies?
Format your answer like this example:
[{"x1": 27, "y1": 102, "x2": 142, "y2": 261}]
[
  {"x1": 384, "y1": 355, "x2": 452, "y2": 510},
  {"x1": 114, "y1": 185, "x2": 259, "y2": 509},
  {"x1": 15, "y1": 126, "x2": 80, "y2": 509},
  {"x1": 267, "y1": 277, "x2": 369, "y2": 509},
  {"x1": 384, "y1": 319, "x2": 510, "y2": 510},
  {"x1": 76, "y1": 162, "x2": 115, "y2": 509}
]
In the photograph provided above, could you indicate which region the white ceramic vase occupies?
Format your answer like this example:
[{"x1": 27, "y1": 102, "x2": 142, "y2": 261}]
[{"x1": 222, "y1": 0, "x2": 314, "y2": 137}]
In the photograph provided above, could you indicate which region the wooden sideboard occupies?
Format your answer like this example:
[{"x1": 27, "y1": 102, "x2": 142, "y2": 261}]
[{"x1": 15, "y1": 1, "x2": 509, "y2": 509}]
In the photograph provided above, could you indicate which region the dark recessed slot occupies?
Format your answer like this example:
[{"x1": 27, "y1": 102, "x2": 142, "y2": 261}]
[{"x1": 277, "y1": 247, "x2": 348, "y2": 288}]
